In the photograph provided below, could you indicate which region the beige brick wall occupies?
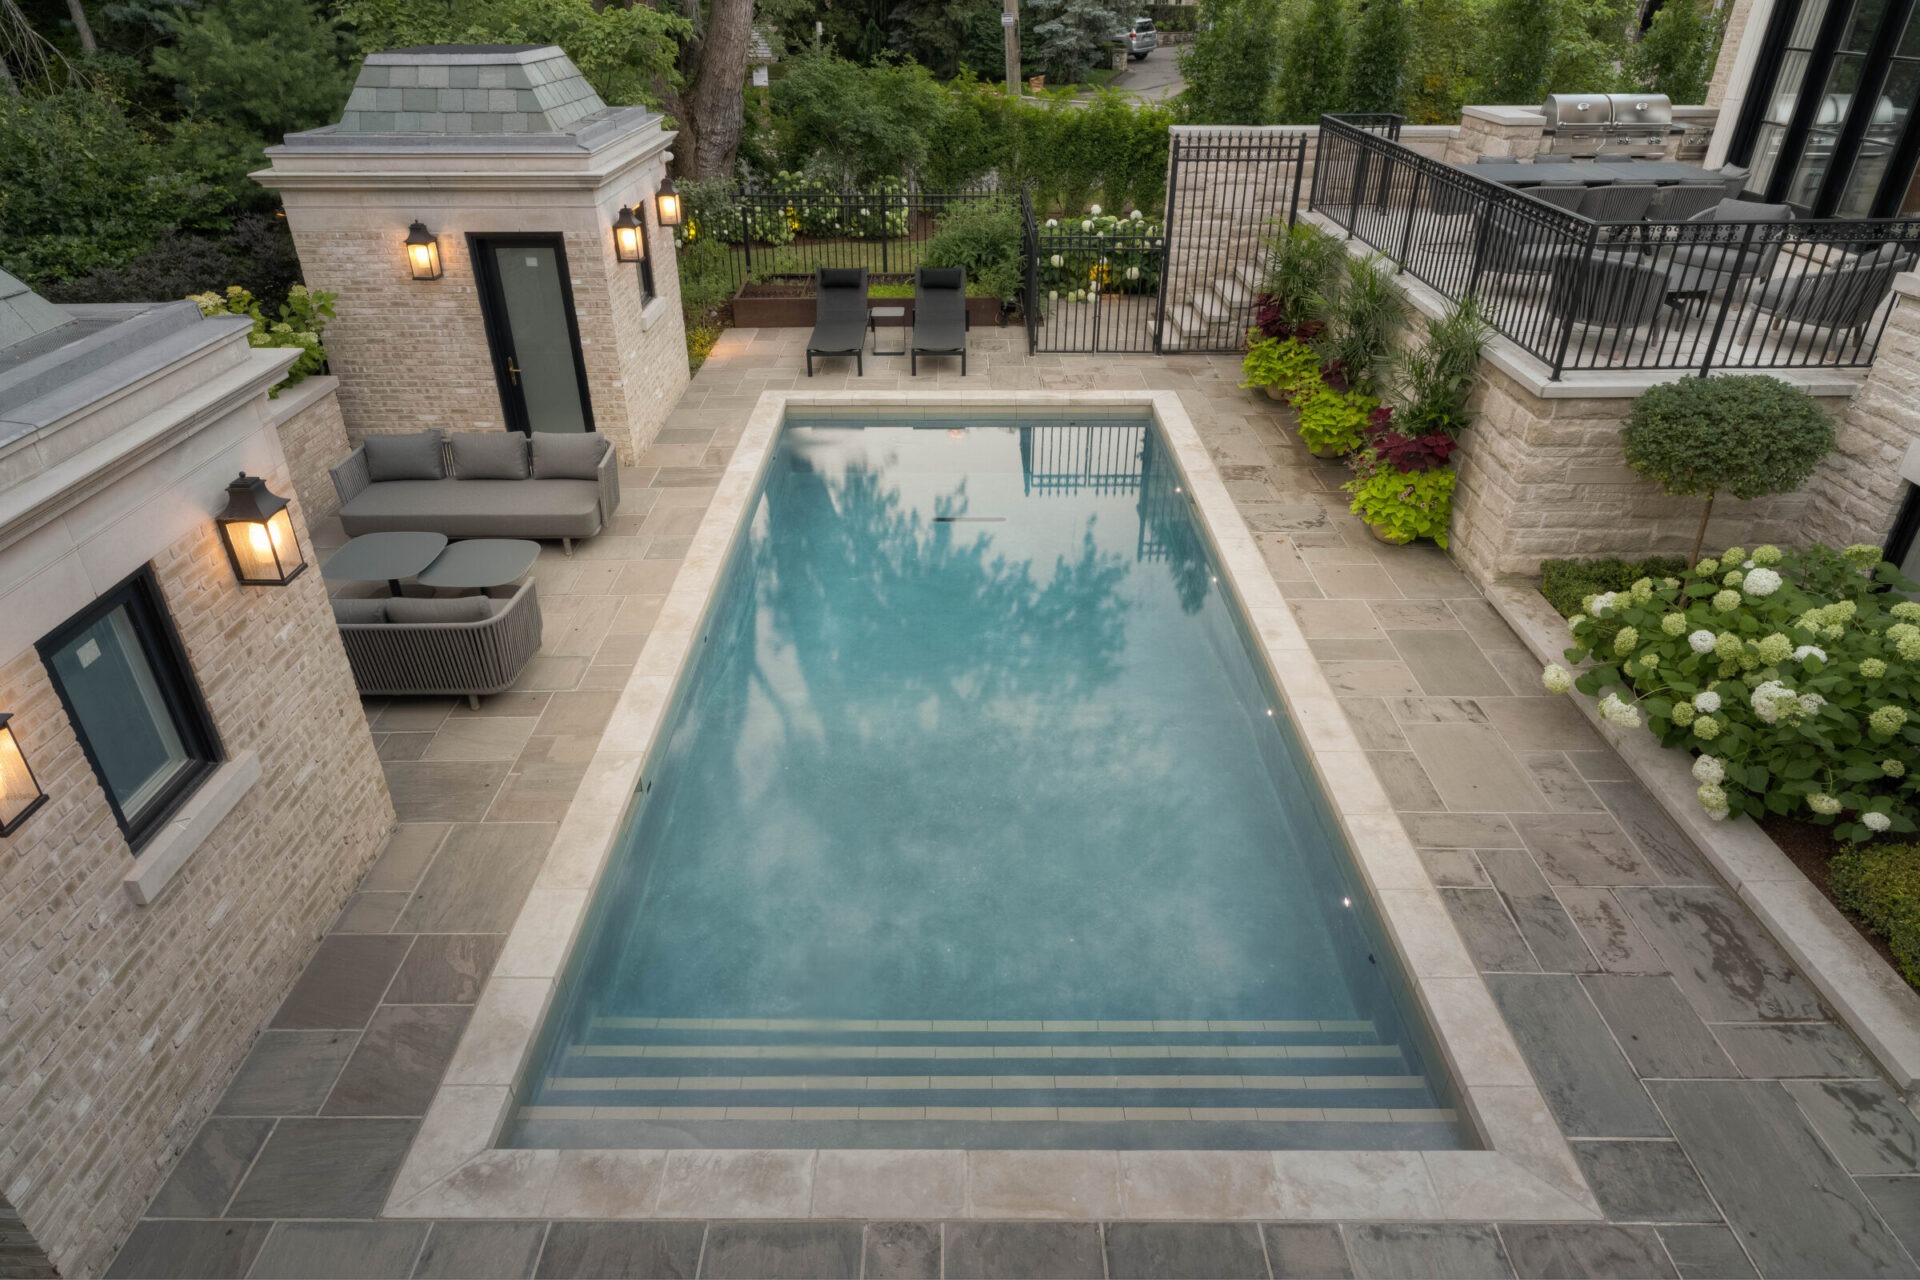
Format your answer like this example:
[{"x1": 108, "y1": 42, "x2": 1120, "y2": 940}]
[
  {"x1": 268, "y1": 375, "x2": 351, "y2": 523},
  {"x1": 1805, "y1": 283, "x2": 1920, "y2": 549},
  {"x1": 1449, "y1": 365, "x2": 1853, "y2": 581},
  {"x1": 280, "y1": 182, "x2": 689, "y2": 466},
  {"x1": 0, "y1": 462, "x2": 392, "y2": 1276},
  {"x1": 1709, "y1": 0, "x2": 1760, "y2": 110}
]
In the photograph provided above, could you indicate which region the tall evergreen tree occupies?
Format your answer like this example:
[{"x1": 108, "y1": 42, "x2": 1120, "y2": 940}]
[
  {"x1": 1344, "y1": 0, "x2": 1408, "y2": 115},
  {"x1": 1630, "y1": 0, "x2": 1723, "y2": 101},
  {"x1": 1273, "y1": 0, "x2": 1347, "y2": 124},
  {"x1": 1029, "y1": 0, "x2": 1124, "y2": 84},
  {"x1": 1177, "y1": 0, "x2": 1282, "y2": 123},
  {"x1": 1480, "y1": 0, "x2": 1559, "y2": 103}
]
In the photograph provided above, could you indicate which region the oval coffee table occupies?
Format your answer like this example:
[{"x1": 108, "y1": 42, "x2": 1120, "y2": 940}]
[
  {"x1": 415, "y1": 539, "x2": 542, "y2": 593},
  {"x1": 321, "y1": 531, "x2": 448, "y2": 597}
]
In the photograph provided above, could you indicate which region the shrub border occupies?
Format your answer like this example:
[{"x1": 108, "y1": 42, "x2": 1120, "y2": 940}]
[{"x1": 1486, "y1": 581, "x2": 1920, "y2": 1092}]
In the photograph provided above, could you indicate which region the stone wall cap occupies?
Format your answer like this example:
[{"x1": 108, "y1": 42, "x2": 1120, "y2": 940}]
[
  {"x1": 1461, "y1": 104, "x2": 1547, "y2": 124},
  {"x1": 1892, "y1": 269, "x2": 1920, "y2": 299},
  {"x1": 366, "y1": 44, "x2": 553, "y2": 63}
]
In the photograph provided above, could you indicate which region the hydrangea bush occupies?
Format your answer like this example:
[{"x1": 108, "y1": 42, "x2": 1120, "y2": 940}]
[{"x1": 1542, "y1": 543, "x2": 1920, "y2": 842}]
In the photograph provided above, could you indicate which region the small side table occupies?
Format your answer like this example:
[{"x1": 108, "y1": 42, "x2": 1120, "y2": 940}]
[
  {"x1": 870, "y1": 305, "x2": 907, "y2": 356},
  {"x1": 322, "y1": 532, "x2": 448, "y2": 597},
  {"x1": 416, "y1": 539, "x2": 542, "y2": 593}
]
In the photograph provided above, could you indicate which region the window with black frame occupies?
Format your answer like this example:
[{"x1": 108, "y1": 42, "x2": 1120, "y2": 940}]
[
  {"x1": 39, "y1": 567, "x2": 221, "y2": 849},
  {"x1": 1734, "y1": 0, "x2": 1920, "y2": 216}
]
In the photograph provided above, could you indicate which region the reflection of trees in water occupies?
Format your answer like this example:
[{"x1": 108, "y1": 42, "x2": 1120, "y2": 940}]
[{"x1": 1136, "y1": 428, "x2": 1213, "y2": 616}]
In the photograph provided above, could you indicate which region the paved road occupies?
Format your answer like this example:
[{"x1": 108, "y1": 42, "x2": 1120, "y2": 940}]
[{"x1": 1107, "y1": 48, "x2": 1185, "y2": 102}]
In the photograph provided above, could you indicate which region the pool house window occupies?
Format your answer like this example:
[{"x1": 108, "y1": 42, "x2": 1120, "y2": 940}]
[
  {"x1": 1732, "y1": 0, "x2": 1920, "y2": 216},
  {"x1": 39, "y1": 567, "x2": 221, "y2": 849}
]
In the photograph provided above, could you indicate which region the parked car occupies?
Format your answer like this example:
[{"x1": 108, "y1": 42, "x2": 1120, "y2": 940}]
[{"x1": 1112, "y1": 17, "x2": 1157, "y2": 60}]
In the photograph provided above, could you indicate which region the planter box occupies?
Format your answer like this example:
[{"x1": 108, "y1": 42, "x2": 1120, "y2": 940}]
[{"x1": 731, "y1": 276, "x2": 1007, "y2": 329}]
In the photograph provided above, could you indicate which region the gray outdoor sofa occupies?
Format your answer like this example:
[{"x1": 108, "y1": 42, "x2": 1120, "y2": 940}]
[
  {"x1": 332, "y1": 583, "x2": 542, "y2": 708},
  {"x1": 330, "y1": 429, "x2": 620, "y2": 554}
]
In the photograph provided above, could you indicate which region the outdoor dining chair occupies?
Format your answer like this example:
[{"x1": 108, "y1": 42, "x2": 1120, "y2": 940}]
[
  {"x1": 1739, "y1": 241, "x2": 1914, "y2": 347},
  {"x1": 806, "y1": 267, "x2": 868, "y2": 377},
  {"x1": 1546, "y1": 248, "x2": 1670, "y2": 347},
  {"x1": 1577, "y1": 181, "x2": 1659, "y2": 222},
  {"x1": 1656, "y1": 198, "x2": 1796, "y2": 298},
  {"x1": 1647, "y1": 182, "x2": 1730, "y2": 222},
  {"x1": 911, "y1": 267, "x2": 969, "y2": 375}
]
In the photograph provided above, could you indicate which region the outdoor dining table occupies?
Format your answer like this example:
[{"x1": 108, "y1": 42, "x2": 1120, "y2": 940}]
[{"x1": 1463, "y1": 160, "x2": 1726, "y2": 187}]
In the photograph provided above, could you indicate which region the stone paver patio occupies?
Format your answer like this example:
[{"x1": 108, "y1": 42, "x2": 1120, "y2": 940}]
[{"x1": 107, "y1": 326, "x2": 1920, "y2": 1279}]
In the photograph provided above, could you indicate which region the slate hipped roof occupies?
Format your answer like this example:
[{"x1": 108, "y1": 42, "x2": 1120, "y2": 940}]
[{"x1": 335, "y1": 44, "x2": 610, "y2": 136}]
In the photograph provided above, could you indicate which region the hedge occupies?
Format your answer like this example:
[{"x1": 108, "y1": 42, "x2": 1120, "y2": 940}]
[{"x1": 1831, "y1": 842, "x2": 1920, "y2": 988}]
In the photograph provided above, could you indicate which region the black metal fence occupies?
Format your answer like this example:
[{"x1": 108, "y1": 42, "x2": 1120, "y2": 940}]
[
  {"x1": 685, "y1": 186, "x2": 1001, "y2": 291},
  {"x1": 1023, "y1": 196, "x2": 1167, "y2": 354},
  {"x1": 1310, "y1": 113, "x2": 1920, "y2": 378},
  {"x1": 1158, "y1": 130, "x2": 1309, "y2": 353}
]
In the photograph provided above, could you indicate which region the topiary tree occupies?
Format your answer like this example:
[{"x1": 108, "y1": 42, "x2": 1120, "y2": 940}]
[{"x1": 1622, "y1": 374, "x2": 1837, "y2": 566}]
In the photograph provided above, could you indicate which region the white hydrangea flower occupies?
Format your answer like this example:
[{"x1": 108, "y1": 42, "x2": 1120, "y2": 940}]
[
  {"x1": 1693, "y1": 690, "x2": 1722, "y2": 714},
  {"x1": 1697, "y1": 782, "x2": 1728, "y2": 812},
  {"x1": 1541, "y1": 664, "x2": 1573, "y2": 694},
  {"x1": 1796, "y1": 692, "x2": 1826, "y2": 717},
  {"x1": 1590, "y1": 592, "x2": 1619, "y2": 617},
  {"x1": 1692, "y1": 755, "x2": 1726, "y2": 784},
  {"x1": 1751, "y1": 680, "x2": 1796, "y2": 724},
  {"x1": 1808, "y1": 793, "x2": 1842, "y2": 816},
  {"x1": 1089, "y1": 203, "x2": 1102, "y2": 215},
  {"x1": 1045, "y1": 218, "x2": 1058, "y2": 228},
  {"x1": 1793, "y1": 645, "x2": 1827, "y2": 664},
  {"x1": 1568, "y1": 614, "x2": 1587, "y2": 630},
  {"x1": 1082, "y1": 219, "x2": 1094, "y2": 231},
  {"x1": 1599, "y1": 692, "x2": 1642, "y2": 729},
  {"x1": 1125, "y1": 266, "x2": 1140, "y2": 280},
  {"x1": 1688, "y1": 629, "x2": 1717, "y2": 655},
  {"x1": 1050, "y1": 254, "x2": 1063, "y2": 268},
  {"x1": 1865, "y1": 811, "x2": 1893, "y2": 833},
  {"x1": 1705, "y1": 802, "x2": 1731, "y2": 821},
  {"x1": 1130, "y1": 209, "x2": 1144, "y2": 220},
  {"x1": 1742, "y1": 567, "x2": 1783, "y2": 597}
]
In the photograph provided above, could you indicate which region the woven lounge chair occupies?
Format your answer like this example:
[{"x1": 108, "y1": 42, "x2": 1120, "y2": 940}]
[
  {"x1": 1577, "y1": 181, "x2": 1658, "y2": 222},
  {"x1": 806, "y1": 267, "x2": 867, "y2": 377},
  {"x1": 333, "y1": 582, "x2": 543, "y2": 710},
  {"x1": 911, "y1": 267, "x2": 969, "y2": 376},
  {"x1": 1739, "y1": 242, "x2": 1914, "y2": 345}
]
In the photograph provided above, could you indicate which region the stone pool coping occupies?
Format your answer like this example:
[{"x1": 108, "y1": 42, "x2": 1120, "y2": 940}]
[
  {"x1": 1488, "y1": 580, "x2": 1920, "y2": 1095},
  {"x1": 382, "y1": 390, "x2": 1600, "y2": 1223}
]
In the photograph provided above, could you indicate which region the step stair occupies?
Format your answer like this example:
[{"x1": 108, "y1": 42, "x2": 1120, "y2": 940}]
[{"x1": 514, "y1": 1017, "x2": 1455, "y2": 1137}]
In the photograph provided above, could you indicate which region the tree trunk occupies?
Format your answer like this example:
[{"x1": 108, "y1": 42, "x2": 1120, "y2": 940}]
[
  {"x1": 0, "y1": 54, "x2": 16, "y2": 96},
  {"x1": 1688, "y1": 491, "x2": 1715, "y2": 568},
  {"x1": 64, "y1": 0, "x2": 94, "y2": 55},
  {"x1": 680, "y1": 0, "x2": 754, "y2": 179}
]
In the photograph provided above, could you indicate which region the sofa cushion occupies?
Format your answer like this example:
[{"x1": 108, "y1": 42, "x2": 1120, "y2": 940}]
[
  {"x1": 386, "y1": 595, "x2": 493, "y2": 624},
  {"x1": 364, "y1": 430, "x2": 445, "y2": 481},
  {"x1": 450, "y1": 431, "x2": 528, "y2": 480},
  {"x1": 338, "y1": 478, "x2": 605, "y2": 539},
  {"x1": 1691, "y1": 197, "x2": 1793, "y2": 223},
  {"x1": 531, "y1": 432, "x2": 606, "y2": 480},
  {"x1": 331, "y1": 598, "x2": 388, "y2": 625}
]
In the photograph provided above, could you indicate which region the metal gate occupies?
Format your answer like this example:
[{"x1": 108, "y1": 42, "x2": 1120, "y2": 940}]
[
  {"x1": 1022, "y1": 130, "x2": 1308, "y2": 355},
  {"x1": 1156, "y1": 130, "x2": 1309, "y2": 353}
]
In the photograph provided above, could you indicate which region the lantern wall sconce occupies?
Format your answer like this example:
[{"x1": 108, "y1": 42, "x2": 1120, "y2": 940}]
[
  {"x1": 654, "y1": 178, "x2": 683, "y2": 228},
  {"x1": 0, "y1": 712, "x2": 47, "y2": 837},
  {"x1": 216, "y1": 473, "x2": 307, "y2": 586},
  {"x1": 613, "y1": 204, "x2": 646, "y2": 263},
  {"x1": 404, "y1": 220, "x2": 442, "y2": 280}
]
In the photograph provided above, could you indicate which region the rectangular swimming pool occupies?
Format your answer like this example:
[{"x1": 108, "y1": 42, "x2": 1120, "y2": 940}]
[{"x1": 508, "y1": 411, "x2": 1465, "y2": 1151}]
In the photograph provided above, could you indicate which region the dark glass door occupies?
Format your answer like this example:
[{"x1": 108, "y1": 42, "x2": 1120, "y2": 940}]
[{"x1": 471, "y1": 234, "x2": 595, "y2": 434}]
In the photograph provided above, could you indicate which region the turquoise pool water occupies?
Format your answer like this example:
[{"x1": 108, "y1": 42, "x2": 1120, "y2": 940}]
[{"x1": 509, "y1": 412, "x2": 1464, "y2": 1151}]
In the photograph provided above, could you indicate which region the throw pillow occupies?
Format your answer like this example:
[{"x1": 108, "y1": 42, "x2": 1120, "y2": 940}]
[
  {"x1": 331, "y1": 598, "x2": 389, "y2": 625},
  {"x1": 363, "y1": 430, "x2": 445, "y2": 482},
  {"x1": 450, "y1": 431, "x2": 529, "y2": 480},
  {"x1": 386, "y1": 595, "x2": 494, "y2": 624},
  {"x1": 531, "y1": 432, "x2": 607, "y2": 480}
]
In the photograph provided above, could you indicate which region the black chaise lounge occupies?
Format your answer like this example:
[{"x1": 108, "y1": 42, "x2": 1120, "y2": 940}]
[
  {"x1": 807, "y1": 267, "x2": 867, "y2": 376},
  {"x1": 911, "y1": 267, "x2": 968, "y2": 375}
]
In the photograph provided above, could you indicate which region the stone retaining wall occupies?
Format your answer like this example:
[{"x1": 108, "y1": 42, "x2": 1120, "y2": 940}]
[{"x1": 1805, "y1": 275, "x2": 1920, "y2": 550}]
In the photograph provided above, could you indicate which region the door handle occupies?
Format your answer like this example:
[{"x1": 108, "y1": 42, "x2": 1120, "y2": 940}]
[{"x1": 506, "y1": 357, "x2": 521, "y2": 386}]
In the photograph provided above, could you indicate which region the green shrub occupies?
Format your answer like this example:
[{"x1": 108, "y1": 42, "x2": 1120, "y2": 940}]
[
  {"x1": 1241, "y1": 336, "x2": 1322, "y2": 395},
  {"x1": 1540, "y1": 556, "x2": 1689, "y2": 618},
  {"x1": 1623, "y1": 375, "x2": 1837, "y2": 564},
  {"x1": 189, "y1": 283, "x2": 334, "y2": 394},
  {"x1": 1261, "y1": 221, "x2": 1343, "y2": 329},
  {"x1": 1832, "y1": 843, "x2": 1920, "y2": 987},
  {"x1": 1547, "y1": 543, "x2": 1920, "y2": 843},
  {"x1": 1296, "y1": 385, "x2": 1377, "y2": 455},
  {"x1": 923, "y1": 197, "x2": 1026, "y2": 304},
  {"x1": 1322, "y1": 252, "x2": 1407, "y2": 394},
  {"x1": 1344, "y1": 462, "x2": 1456, "y2": 546},
  {"x1": 1394, "y1": 296, "x2": 1489, "y2": 438}
]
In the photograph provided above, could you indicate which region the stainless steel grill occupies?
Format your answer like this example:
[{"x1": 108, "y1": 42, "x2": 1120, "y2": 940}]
[{"x1": 1540, "y1": 92, "x2": 1675, "y2": 159}]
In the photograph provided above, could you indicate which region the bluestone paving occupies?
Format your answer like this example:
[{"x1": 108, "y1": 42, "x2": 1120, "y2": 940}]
[
  {"x1": 859, "y1": 1223, "x2": 941, "y2": 1279},
  {"x1": 1443, "y1": 886, "x2": 1543, "y2": 972},
  {"x1": 1487, "y1": 975, "x2": 1669, "y2": 1138},
  {"x1": 1649, "y1": 1079, "x2": 1916, "y2": 1278},
  {"x1": 248, "y1": 1222, "x2": 428, "y2": 1278},
  {"x1": 322, "y1": 1005, "x2": 471, "y2": 1116},
  {"x1": 410, "y1": 1222, "x2": 546, "y2": 1279},
  {"x1": 1498, "y1": 1224, "x2": 1677, "y2": 1279},
  {"x1": 1343, "y1": 1223, "x2": 1513, "y2": 1279},
  {"x1": 697, "y1": 1222, "x2": 861, "y2": 1278},
  {"x1": 1715, "y1": 1022, "x2": 1879, "y2": 1079},
  {"x1": 1103, "y1": 1222, "x2": 1270, "y2": 1278},
  {"x1": 1658, "y1": 1225, "x2": 1759, "y2": 1280},
  {"x1": 1784, "y1": 1081, "x2": 1920, "y2": 1175},
  {"x1": 110, "y1": 331, "x2": 1920, "y2": 1278},
  {"x1": 1569, "y1": 1140, "x2": 1721, "y2": 1224}
]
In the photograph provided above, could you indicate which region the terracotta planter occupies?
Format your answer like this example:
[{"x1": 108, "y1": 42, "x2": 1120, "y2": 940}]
[
  {"x1": 1262, "y1": 384, "x2": 1287, "y2": 401},
  {"x1": 1366, "y1": 519, "x2": 1414, "y2": 546}
]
